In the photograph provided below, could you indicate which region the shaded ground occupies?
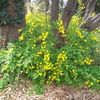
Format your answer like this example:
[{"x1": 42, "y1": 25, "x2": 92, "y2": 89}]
[{"x1": 0, "y1": 76, "x2": 100, "y2": 100}]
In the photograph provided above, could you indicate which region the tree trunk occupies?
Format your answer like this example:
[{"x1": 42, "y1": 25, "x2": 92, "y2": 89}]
[
  {"x1": 56, "y1": 0, "x2": 77, "y2": 47},
  {"x1": 61, "y1": 0, "x2": 77, "y2": 29},
  {"x1": 0, "y1": 0, "x2": 25, "y2": 48},
  {"x1": 51, "y1": 0, "x2": 59, "y2": 22},
  {"x1": 51, "y1": 0, "x2": 77, "y2": 48},
  {"x1": 80, "y1": 12, "x2": 100, "y2": 32},
  {"x1": 51, "y1": 0, "x2": 61, "y2": 48},
  {"x1": 80, "y1": 0, "x2": 100, "y2": 32},
  {"x1": 84, "y1": 0, "x2": 97, "y2": 20}
]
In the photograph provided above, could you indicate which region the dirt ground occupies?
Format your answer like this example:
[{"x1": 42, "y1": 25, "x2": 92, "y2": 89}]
[{"x1": 0, "y1": 76, "x2": 100, "y2": 100}]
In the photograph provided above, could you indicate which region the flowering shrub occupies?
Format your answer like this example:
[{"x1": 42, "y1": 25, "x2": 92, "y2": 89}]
[{"x1": 0, "y1": 13, "x2": 100, "y2": 94}]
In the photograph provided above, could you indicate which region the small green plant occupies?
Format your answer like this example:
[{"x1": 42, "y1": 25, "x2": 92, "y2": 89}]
[
  {"x1": 27, "y1": 90, "x2": 33, "y2": 95},
  {"x1": 0, "y1": 13, "x2": 100, "y2": 94},
  {"x1": 10, "y1": 85, "x2": 16, "y2": 88}
]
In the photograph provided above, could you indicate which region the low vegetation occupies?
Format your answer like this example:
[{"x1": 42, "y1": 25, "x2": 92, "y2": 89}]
[{"x1": 0, "y1": 13, "x2": 100, "y2": 94}]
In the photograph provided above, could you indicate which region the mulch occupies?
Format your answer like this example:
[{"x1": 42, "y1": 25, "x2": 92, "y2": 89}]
[{"x1": 0, "y1": 76, "x2": 100, "y2": 100}]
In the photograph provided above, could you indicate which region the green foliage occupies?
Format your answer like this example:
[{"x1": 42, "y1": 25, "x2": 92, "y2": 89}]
[
  {"x1": 0, "y1": 13, "x2": 100, "y2": 94},
  {"x1": 0, "y1": 0, "x2": 24, "y2": 26}
]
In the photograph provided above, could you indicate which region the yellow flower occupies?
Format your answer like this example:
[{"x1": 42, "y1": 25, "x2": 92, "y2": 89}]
[
  {"x1": 97, "y1": 80, "x2": 100, "y2": 82},
  {"x1": 80, "y1": 35, "x2": 84, "y2": 38},
  {"x1": 61, "y1": 34, "x2": 66, "y2": 37},
  {"x1": 80, "y1": 6, "x2": 85, "y2": 9},
  {"x1": 74, "y1": 43, "x2": 78, "y2": 45},
  {"x1": 72, "y1": 69, "x2": 75, "y2": 72},
  {"x1": 2, "y1": 65, "x2": 9, "y2": 71},
  {"x1": 32, "y1": 47, "x2": 34, "y2": 49},
  {"x1": 84, "y1": 40, "x2": 87, "y2": 42},
  {"x1": 16, "y1": 64, "x2": 20, "y2": 66},
  {"x1": 39, "y1": 73, "x2": 42, "y2": 76},
  {"x1": 19, "y1": 34, "x2": 24, "y2": 41},
  {"x1": 51, "y1": 43, "x2": 54, "y2": 45},
  {"x1": 56, "y1": 79, "x2": 60, "y2": 81},
  {"x1": 52, "y1": 76, "x2": 56, "y2": 80},
  {"x1": 16, "y1": 53, "x2": 21, "y2": 57},
  {"x1": 85, "y1": 81, "x2": 89, "y2": 85},
  {"x1": 90, "y1": 82, "x2": 93, "y2": 86},
  {"x1": 86, "y1": 47, "x2": 89, "y2": 49},
  {"x1": 33, "y1": 40, "x2": 36, "y2": 42},
  {"x1": 91, "y1": 37, "x2": 98, "y2": 41},
  {"x1": 44, "y1": 65, "x2": 49, "y2": 70},
  {"x1": 37, "y1": 52, "x2": 42, "y2": 54},
  {"x1": 31, "y1": 66, "x2": 34, "y2": 69},
  {"x1": 74, "y1": 60, "x2": 77, "y2": 62},
  {"x1": 8, "y1": 48, "x2": 13, "y2": 52},
  {"x1": 18, "y1": 29, "x2": 22, "y2": 33},
  {"x1": 44, "y1": 72, "x2": 46, "y2": 76},
  {"x1": 92, "y1": 13, "x2": 95, "y2": 17},
  {"x1": 87, "y1": 85, "x2": 91, "y2": 87},
  {"x1": 42, "y1": 41, "x2": 46, "y2": 44},
  {"x1": 81, "y1": 21, "x2": 86, "y2": 24}
]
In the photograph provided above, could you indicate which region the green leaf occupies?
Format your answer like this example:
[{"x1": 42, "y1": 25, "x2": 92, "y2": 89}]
[{"x1": 32, "y1": 72, "x2": 39, "y2": 79}]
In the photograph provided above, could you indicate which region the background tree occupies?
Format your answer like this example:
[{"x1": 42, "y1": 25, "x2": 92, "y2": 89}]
[
  {"x1": 0, "y1": 0, "x2": 25, "y2": 48},
  {"x1": 50, "y1": 0, "x2": 100, "y2": 47},
  {"x1": 1, "y1": 0, "x2": 100, "y2": 48},
  {"x1": 51, "y1": 0, "x2": 77, "y2": 48},
  {"x1": 80, "y1": 0, "x2": 100, "y2": 32}
]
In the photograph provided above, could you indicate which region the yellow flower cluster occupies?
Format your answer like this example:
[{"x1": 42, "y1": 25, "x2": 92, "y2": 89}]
[
  {"x1": 44, "y1": 52, "x2": 50, "y2": 61},
  {"x1": 81, "y1": 21, "x2": 86, "y2": 25},
  {"x1": 78, "y1": 0, "x2": 82, "y2": 4},
  {"x1": 29, "y1": 28, "x2": 34, "y2": 34},
  {"x1": 85, "y1": 81, "x2": 93, "y2": 87},
  {"x1": 70, "y1": 16, "x2": 80, "y2": 26},
  {"x1": 80, "y1": 6, "x2": 85, "y2": 9},
  {"x1": 75, "y1": 30, "x2": 84, "y2": 38},
  {"x1": 39, "y1": 32, "x2": 48, "y2": 41},
  {"x1": 43, "y1": 62, "x2": 53, "y2": 70},
  {"x1": 84, "y1": 57, "x2": 94, "y2": 65},
  {"x1": 57, "y1": 53, "x2": 67, "y2": 61},
  {"x1": 26, "y1": 13, "x2": 34, "y2": 24},
  {"x1": 8, "y1": 48, "x2": 13, "y2": 52},
  {"x1": 91, "y1": 37, "x2": 98, "y2": 41},
  {"x1": 57, "y1": 20, "x2": 66, "y2": 37},
  {"x1": 71, "y1": 69, "x2": 78, "y2": 80},
  {"x1": 2, "y1": 65, "x2": 9, "y2": 71},
  {"x1": 78, "y1": 0, "x2": 85, "y2": 9},
  {"x1": 80, "y1": 57, "x2": 94, "y2": 65}
]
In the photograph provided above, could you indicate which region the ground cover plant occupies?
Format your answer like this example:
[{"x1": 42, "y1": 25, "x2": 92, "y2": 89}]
[{"x1": 0, "y1": 12, "x2": 100, "y2": 94}]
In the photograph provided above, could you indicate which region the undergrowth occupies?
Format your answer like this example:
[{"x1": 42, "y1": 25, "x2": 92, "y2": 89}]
[{"x1": 0, "y1": 13, "x2": 100, "y2": 94}]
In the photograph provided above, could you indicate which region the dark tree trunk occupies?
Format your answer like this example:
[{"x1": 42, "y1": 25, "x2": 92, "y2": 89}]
[
  {"x1": 51, "y1": 0, "x2": 61, "y2": 48},
  {"x1": 51, "y1": 0, "x2": 77, "y2": 48},
  {"x1": 51, "y1": 0, "x2": 59, "y2": 22},
  {"x1": 61, "y1": 0, "x2": 77, "y2": 29},
  {"x1": 0, "y1": 0, "x2": 25, "y2": 48}
]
